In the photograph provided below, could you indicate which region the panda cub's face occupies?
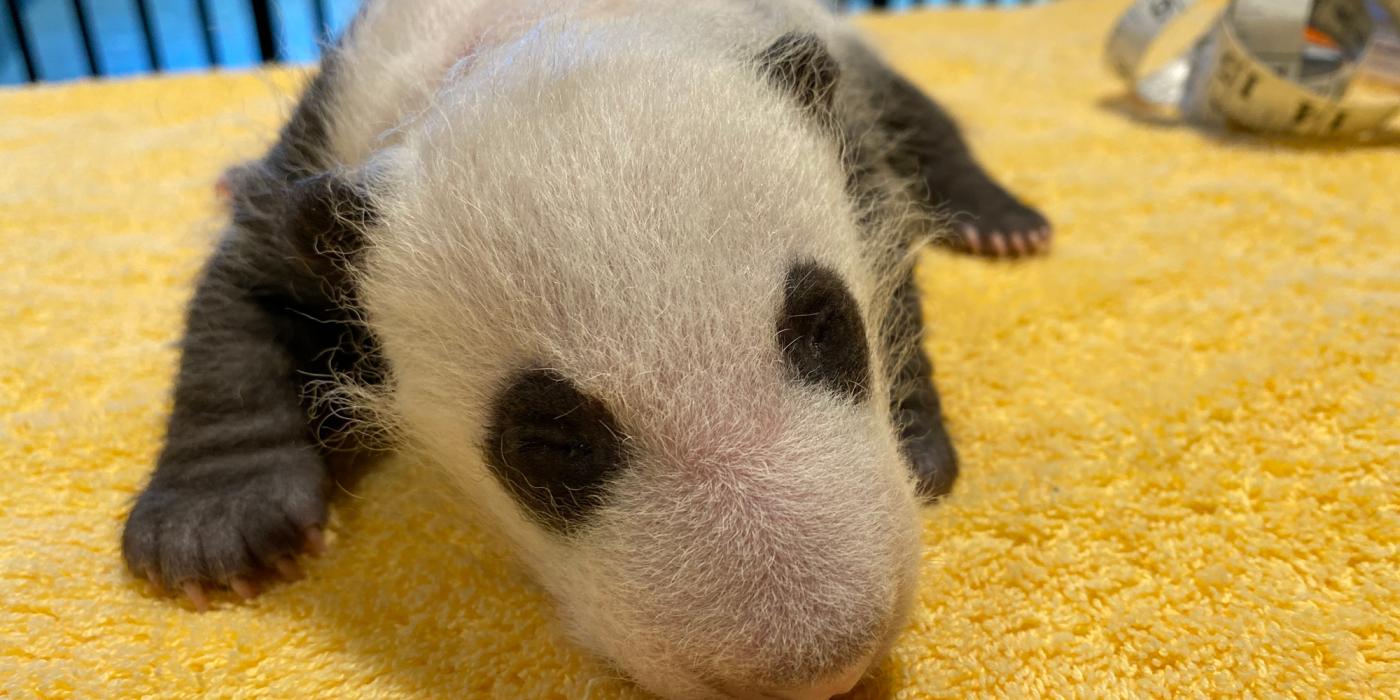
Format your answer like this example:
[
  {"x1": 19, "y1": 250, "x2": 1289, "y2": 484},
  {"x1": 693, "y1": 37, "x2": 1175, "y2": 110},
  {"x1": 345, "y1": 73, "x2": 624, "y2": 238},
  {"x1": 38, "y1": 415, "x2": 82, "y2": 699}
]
[
  {"x1": 479, "y1": 260, "x2": 917, "y2": 700},
  {"x1": 353, "y1": 24, "x2": 922, "y2": 700},
  {"x1": 485, "y1": 260, "x2": 874, "y2": 535}
]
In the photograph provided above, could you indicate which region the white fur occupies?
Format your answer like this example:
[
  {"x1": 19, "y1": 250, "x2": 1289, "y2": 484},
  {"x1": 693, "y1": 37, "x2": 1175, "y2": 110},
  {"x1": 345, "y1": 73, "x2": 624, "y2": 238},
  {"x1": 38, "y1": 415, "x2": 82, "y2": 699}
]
[{"x1": 320, "y1": 2, "x2": 924, "y2": 697}]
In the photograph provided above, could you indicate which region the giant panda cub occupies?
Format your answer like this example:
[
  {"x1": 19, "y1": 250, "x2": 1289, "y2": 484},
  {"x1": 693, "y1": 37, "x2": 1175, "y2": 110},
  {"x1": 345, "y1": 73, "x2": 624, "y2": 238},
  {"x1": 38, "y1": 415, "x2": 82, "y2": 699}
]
[{"x1": 121, "y1": 0, "x2": 1051, "y2": 698}]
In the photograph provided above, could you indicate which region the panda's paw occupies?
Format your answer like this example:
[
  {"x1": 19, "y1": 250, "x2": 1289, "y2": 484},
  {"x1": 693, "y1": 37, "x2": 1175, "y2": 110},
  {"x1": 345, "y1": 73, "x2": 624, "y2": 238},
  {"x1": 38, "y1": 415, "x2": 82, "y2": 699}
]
[
  {"x1": 939, "y1": 176, "x2": 1052, "y2": 259},
  {"x1": 121, "y1": 451, "x2": 328, "y2": 610},
  {"x1": 896, "y1": 408, "x2": 959, "y2": 502}
]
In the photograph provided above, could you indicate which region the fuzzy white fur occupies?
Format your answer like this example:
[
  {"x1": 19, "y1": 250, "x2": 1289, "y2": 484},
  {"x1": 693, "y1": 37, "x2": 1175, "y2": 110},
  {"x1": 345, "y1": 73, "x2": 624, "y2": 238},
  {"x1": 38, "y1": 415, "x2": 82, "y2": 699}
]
[{"x1": 318, "y1": 1, "x2": 925, "y2": 697}]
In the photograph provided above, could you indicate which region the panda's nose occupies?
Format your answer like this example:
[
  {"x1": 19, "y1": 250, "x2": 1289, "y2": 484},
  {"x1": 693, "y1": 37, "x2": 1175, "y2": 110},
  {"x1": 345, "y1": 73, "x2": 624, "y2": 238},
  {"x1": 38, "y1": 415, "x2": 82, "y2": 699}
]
[{"x1": 763, "y1": 655, "x2": 871, "y2": 700}]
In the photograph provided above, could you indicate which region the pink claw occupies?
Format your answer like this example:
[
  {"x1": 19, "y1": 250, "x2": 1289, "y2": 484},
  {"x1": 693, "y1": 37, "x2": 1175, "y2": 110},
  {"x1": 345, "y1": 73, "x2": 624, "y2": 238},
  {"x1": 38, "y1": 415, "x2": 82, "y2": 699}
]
[
  {"x1": 230, "y1": 577, "x2": 258, "y2": 601},
  {"x1": 214, "y1": 175, "x2": 233, "y2": 205},
  {"x1": 304, "y1": 527, "x2": 326, "y2": 557},
  {"x1": 990, "y1": 233, "x2": 1008, "y2": 257},
  {"x1": 275, "y1": 558, "x2": 304, "y2": 581},
  {"x1": 182, "y1": 581, "x2": 210, "y2": 612},
  {"x1": 960, "y1": 224, "x2": 981, "y2": 254},
  {"x1": 1010, "y1": 232, "x2": 1028, "y2": 256}
]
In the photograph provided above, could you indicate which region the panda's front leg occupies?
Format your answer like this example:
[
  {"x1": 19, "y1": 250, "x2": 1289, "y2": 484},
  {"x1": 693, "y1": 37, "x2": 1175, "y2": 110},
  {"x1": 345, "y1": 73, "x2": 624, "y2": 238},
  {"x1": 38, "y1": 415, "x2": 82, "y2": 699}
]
[
  {"x1": 121, "y1": 233, "x2": 332, "y2": 609},
  {"x1": 884, "y1": 267, "x2": 959, "y2": 501}
]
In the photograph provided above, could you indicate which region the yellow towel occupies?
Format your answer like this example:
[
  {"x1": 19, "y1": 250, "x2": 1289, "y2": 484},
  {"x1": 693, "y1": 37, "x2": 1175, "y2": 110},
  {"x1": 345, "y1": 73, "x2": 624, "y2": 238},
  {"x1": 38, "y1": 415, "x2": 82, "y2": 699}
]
[{"x1": 2, "y1": 1, "x2": 1397, "y2": 696}]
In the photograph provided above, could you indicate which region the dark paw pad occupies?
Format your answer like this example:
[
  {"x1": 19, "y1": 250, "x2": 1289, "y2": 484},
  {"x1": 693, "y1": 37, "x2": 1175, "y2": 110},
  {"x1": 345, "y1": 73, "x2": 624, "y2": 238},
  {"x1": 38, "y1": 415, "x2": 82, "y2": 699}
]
[
  {"x1": 121, "y1": 450, "x2": 328, "y2": 608},
  {"x1": 941, "y1": 178, "x2": 1052, "y2": 259}
]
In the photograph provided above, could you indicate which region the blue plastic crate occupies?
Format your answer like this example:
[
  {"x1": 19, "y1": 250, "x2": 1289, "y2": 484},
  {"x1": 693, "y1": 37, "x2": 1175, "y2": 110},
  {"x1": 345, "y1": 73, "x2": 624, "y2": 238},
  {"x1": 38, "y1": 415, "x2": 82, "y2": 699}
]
[{"x1": 1, "y1": 0, "x2": 1045, "y2": 85}]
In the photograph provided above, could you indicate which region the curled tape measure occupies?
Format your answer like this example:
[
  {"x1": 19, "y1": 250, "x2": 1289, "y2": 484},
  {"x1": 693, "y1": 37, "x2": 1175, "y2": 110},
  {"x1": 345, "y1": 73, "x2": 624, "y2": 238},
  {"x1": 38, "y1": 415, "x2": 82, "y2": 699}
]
[{"x1": 1107, "y1": 0, "x2": 1400, "y2": 137}]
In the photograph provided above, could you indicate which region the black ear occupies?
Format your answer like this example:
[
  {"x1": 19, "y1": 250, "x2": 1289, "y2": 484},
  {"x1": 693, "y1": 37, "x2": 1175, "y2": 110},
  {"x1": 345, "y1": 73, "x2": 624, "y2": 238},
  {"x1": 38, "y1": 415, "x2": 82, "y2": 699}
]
[
  {"x1": 228, "y1": 167, "x2": 376, "y2": 286},
  {"x1": 757, "y1": 32, "x2": 842, "y2": 118},
  {"x1": 284, "y1": 172, "x2": 376, "y2": 263}
]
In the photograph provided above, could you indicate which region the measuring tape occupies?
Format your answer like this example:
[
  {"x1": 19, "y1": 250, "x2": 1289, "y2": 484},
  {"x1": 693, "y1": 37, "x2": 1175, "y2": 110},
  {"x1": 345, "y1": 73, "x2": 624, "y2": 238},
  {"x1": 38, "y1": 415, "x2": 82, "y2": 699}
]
[{"x1": 1106, "y1": 0, "x2": 1400, "y2": 137}]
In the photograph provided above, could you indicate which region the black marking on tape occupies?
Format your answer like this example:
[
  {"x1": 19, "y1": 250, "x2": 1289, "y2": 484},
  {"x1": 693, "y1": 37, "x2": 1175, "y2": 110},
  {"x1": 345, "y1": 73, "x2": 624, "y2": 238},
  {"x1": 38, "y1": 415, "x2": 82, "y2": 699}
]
[
  {"x1": 1240, "y1": 73, "x2": 1259, "y2": 99},
  {"x1": 1294, "y1": 102, "x2": 1312, "y2": 125}
]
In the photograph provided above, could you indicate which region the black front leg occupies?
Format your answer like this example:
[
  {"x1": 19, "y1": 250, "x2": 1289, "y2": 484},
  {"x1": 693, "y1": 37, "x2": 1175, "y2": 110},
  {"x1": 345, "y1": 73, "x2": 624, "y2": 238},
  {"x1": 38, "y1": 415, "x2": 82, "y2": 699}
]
[
  {"x1": 883, "y1": 266, "x2": 959, "y2": 500},
  {"x1": 121, "y1": 234, "x2": 335, "y2": 605},
  {"x1": 121, "y1": 166, "x2": 374, "y2": 606}
]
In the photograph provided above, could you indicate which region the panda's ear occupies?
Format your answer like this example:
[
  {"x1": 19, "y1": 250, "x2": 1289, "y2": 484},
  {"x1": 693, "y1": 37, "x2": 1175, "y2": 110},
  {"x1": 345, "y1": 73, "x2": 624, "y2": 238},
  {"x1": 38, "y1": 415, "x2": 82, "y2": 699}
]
[
  {"x1": 230, "y1": 166, "x2": 376, "y2": 283},
  {"x1": 283, "y1": 172, "x2": 376, "y2": 263},
  {"x1": 756, "y1": 32, "x2": 841, "y2": 118}
]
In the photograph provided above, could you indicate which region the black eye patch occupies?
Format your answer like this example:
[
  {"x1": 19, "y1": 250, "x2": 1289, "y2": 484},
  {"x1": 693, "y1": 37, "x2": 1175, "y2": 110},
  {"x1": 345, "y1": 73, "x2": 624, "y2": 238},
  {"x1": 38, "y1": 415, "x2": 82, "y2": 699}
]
[
  {"x1": 483, "y1": 369, "x2": 627, "y2": 535},
  {"x1": 777, "y1": 261, "x2": 872, "y2": 403}
]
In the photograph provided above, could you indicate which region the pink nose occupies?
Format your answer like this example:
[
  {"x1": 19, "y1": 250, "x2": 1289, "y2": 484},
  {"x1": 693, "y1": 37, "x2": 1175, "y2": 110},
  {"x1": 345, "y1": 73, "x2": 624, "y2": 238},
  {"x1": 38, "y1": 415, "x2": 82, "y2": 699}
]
[{"x1": 768, "y1": 658, "x2": 869, "y2": 700}]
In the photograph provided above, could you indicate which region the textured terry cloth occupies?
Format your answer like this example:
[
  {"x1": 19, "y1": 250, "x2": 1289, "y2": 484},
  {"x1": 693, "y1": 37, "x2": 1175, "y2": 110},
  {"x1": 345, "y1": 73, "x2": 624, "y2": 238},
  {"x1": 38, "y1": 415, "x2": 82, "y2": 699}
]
[{"x1": 2, "y1": 1, "x2": 1397, "y2": 697}]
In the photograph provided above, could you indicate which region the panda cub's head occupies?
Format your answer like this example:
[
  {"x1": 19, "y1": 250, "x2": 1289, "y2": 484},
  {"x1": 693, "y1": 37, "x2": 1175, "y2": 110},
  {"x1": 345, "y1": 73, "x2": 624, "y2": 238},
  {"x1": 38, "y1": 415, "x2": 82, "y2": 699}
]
[{"x1": 336, "y1": 23, "x2": 923, "y2": 700}]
